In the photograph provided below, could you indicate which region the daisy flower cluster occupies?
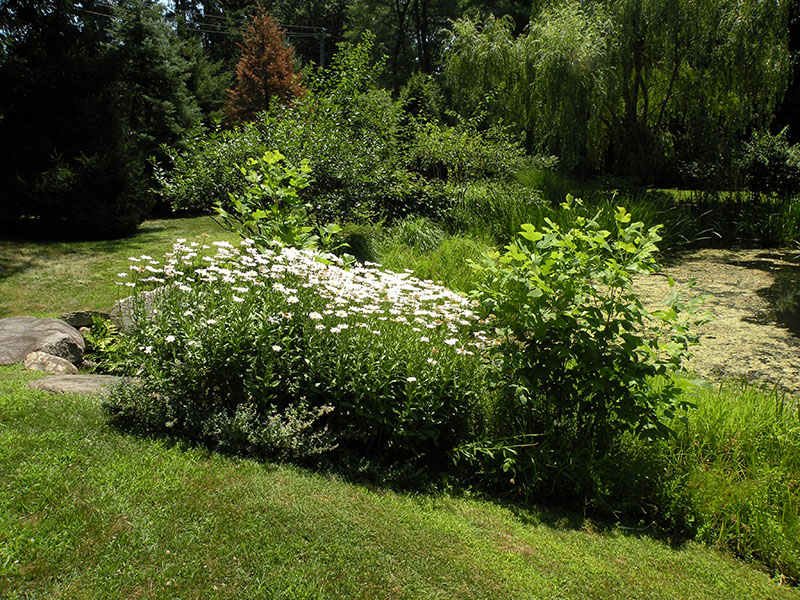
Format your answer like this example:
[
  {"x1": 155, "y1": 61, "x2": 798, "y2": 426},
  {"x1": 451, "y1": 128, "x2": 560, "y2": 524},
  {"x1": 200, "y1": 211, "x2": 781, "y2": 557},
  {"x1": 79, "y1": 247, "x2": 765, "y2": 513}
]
[
  {"x1": 118, "y1": 237, "x2": 496, "y2": 357},
  {"x1": 110, "y1": 236, "x2": 501, "y2": 465}
]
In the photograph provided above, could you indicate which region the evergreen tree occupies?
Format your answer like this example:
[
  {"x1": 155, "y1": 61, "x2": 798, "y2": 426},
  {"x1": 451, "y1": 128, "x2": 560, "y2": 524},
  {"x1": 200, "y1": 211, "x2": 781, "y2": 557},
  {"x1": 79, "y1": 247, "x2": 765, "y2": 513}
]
[
  {"x1": 226, "y1": 7, "x2": 304, "y2": 123},
  {"x1": 111, "y1": 0, "x2": 201, "y2": 172},
  {"x1": 0, "y1": 0, "x2": 148, "y2": 237},
  {"x1": 0, "y1": 0, "x2": 203, "y2": 237}
]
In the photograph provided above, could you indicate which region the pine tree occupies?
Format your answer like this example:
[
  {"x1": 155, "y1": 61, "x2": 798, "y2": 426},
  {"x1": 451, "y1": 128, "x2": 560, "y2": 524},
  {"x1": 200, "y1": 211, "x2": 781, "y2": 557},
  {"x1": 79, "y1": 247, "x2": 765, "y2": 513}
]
[{"x1": 226, "y1": 7, "x2": 304, "y2": 123}]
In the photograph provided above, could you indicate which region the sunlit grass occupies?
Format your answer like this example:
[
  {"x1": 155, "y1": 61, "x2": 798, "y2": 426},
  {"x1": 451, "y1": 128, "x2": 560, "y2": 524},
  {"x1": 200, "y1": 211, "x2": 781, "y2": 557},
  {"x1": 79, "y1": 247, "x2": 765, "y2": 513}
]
[
  {"x1": 1, "y1": 214, "x2": 799, "y2": 593},
  {"x1": 0, "y1": 216, "x2": 238, "y2": 318},
  {"x1": 665, "y1": 381, "x2": 800, "y2": 581},
  {"x1": 2, "y1": 365, "x2": 796, "y2": 600}
]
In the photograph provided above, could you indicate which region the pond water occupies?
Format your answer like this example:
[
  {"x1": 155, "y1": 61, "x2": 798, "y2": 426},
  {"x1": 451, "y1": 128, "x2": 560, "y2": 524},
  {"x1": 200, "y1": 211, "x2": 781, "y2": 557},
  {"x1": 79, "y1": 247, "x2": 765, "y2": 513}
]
[{"x1": 758, "y1": 256, "x2": 800, "y2": 338}]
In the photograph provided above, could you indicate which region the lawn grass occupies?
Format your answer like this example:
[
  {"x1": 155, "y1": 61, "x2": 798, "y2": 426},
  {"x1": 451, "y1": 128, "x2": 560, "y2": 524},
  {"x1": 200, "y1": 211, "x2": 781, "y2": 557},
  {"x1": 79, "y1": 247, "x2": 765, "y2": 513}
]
[
  {"x1": 2, "y1": 365, "x2": 797, "y2": 600},
  {"x1": 0, "y1": 216, "x2": 238, "y2": 318}
]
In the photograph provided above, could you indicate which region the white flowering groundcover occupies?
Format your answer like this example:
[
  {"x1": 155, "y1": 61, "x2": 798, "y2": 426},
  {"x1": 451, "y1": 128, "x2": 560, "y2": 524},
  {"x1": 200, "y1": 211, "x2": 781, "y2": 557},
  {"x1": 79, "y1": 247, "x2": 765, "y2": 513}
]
[{"x1": 108, "y1": 239, "x2": 496, "y2": 463}]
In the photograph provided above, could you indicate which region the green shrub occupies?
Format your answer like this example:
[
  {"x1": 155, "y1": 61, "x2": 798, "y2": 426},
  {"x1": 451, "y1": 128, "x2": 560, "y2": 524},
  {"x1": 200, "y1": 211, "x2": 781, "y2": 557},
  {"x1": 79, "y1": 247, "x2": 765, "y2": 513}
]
[
  {"x1": 257, "y1": 86, "x2": 405, "y2": 223},
  {"x1": 157, "y1": 36, "x2": 406, "y2": 224},
  {"x1": 738, "y1": 128, "x2": 800, "y2": 196},
  {"x1": 157, "y1": 36, "x2": 530, "y2": 228},
  {"x1": 104, "y1": 239, "x2": 491, "y2": 469},
  {"x1": 465, "y1": 198, "x2": 705, "y2": 507},
  {"x1": 155, "y1": 121, "x2": 266, "y2": 213},
  {"x1": 214, "y1": 150, "x2": 342, "y2": 252},
  {"x1": 398, "y1": 71, "x2": 445, "y2": 123},
  {"x1": 82, "y1": 316, "x2": 124, "y2": 373},
  {"x1": 404, "y1": 120, "x2": 528, "y2": 183}
]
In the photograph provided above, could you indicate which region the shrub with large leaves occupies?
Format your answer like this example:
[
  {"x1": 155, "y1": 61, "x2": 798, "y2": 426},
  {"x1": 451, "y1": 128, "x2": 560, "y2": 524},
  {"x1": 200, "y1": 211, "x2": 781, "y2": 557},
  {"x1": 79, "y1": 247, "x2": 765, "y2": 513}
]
[{"x1": 466, "y1": 197, "x2": 705, "y2": 505}]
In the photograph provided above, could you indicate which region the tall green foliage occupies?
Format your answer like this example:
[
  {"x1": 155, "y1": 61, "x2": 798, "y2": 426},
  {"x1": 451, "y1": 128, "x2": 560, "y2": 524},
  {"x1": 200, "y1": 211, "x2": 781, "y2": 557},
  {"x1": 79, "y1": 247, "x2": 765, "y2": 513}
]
[
  {"x1": 344, "y1": 0, "x2": 463, "y2": 88},
  {"x1": 0, "y1": 0, "x2": 148, "y2": 237},
  {"x1": 160, "y1": 34, "x2": 407, "y2": 221},
  {"x1": 466, "y1": 198, "x2": 705, "y2": 505},
  {"x1": 444, "y1": 15, "x2": 537, "y2": 146},
  {"x1": 111, "y1": 0, "x2": 201, "y2": 181}
]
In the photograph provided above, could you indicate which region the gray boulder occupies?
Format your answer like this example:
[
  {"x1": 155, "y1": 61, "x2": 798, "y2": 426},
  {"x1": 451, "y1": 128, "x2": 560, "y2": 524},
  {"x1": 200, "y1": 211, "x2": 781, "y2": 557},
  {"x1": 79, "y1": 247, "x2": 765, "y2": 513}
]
[
  {"x1": 59, "y1": 310, "x2": 111, "y2": 329},
  {"x1": 0, "y1": 317, "x2": 85, "y2": 365},
  {"x1": 28, "y1": 374, "x2": 137, "y2": 396},
  {"x1": 110, "y1": 287, "x2": 166, "y2": 331},
  {"x1": 24, "y1": 351, "x2": 80, "y2": 375}
]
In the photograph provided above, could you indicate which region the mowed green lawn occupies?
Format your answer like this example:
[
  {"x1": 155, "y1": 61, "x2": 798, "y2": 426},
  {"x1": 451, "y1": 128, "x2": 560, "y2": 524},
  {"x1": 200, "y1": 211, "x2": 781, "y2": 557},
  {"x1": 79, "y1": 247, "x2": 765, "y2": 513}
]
[
  {"x1": 1, "y1": 217, "x2": 798, "y2": 598},
  {"x1": 0, "y1": 216, "x2": 238, "y2": 318},
  {"x1": 2, "y1": 366, "x2": 797, "y2": 600}
]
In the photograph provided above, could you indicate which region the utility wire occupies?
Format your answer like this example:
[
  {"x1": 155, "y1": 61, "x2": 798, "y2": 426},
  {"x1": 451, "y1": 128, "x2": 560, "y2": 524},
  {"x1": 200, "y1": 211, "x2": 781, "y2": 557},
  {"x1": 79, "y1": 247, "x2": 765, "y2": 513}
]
[{"x1": 87, "y1": 1, "x2": 327, "y2": 34}]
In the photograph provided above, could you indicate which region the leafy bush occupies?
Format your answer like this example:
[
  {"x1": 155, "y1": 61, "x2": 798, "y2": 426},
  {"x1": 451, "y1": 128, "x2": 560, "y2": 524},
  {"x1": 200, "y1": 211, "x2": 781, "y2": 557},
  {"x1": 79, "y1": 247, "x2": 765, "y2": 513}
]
[
  {"x1": 465, "y1": 198, "x2": 705, "y2": 507},
  {"x1": 214, "y1": 150, "x2": 342, "y2": 251},
  {"x1": 404, "y1": 120, "x2": 528, "y2": 183},
  {"x1": 157, "y1": 35, "x2": 532, "y2": 227},
  {"x1": 738, "y1": 128, "x2": 800, "y2": 196},
  {"x1": 155, "y1": 121, "x2": 266, "y2": 213},
  {"x1": 104, "y1": 239, "x2": 491, "y2": 469},
  {"x1": 157, "y1": 35, "x2": 406, "y2": 223},
  {"x1": 398, "y1": 71, "x2": 445, "y2": 123},
  {"x1": 83, "y1": 316, "x2": 124, "y2": 373}
]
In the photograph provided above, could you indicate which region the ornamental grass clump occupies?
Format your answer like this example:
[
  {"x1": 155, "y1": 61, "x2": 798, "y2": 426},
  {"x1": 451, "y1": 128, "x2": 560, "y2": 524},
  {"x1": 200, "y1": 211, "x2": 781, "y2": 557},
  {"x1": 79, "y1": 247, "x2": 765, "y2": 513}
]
[{"x1": 103, "y1": 238, "x2": 493, "y2": 469}]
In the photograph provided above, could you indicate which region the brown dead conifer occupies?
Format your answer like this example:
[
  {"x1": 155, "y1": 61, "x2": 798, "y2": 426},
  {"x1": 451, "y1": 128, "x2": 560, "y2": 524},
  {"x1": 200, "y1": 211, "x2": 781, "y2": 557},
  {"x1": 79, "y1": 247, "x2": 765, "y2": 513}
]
[{"x1": 226, "y1": 7, "x2": 304, "y2": 124}]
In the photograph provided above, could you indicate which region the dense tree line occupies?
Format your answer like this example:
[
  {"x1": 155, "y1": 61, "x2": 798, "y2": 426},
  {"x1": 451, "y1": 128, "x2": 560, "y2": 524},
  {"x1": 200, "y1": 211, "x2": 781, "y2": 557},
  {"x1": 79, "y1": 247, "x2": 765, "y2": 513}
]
[{"x1": 1, "y1": 0, "x2": 798, "y2": 237}]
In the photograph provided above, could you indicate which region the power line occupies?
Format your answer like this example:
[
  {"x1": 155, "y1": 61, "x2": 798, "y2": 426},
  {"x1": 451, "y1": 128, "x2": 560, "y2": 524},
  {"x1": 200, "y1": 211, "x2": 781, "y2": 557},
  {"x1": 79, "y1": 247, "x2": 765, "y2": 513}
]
[
  {"x1": 74, "y1": 3, "x2": 332, "y2": 64},
  {"x1": 88, "y1": 1, "x2": 327, "y2": 34}
]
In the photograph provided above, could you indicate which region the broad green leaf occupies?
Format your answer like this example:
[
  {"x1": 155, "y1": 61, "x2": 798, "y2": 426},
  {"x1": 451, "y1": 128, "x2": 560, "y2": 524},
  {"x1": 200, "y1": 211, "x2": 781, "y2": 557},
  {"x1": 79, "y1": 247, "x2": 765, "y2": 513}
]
[{"x1": 519, "y1": 224, "x2": 543, "y2": 243}]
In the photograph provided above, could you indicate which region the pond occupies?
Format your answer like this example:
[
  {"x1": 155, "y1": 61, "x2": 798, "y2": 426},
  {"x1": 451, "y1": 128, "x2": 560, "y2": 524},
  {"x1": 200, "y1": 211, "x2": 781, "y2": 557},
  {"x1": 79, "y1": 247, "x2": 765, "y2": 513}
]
[
  {"x1": 756, "y1": 254, "x2": 800, "y2": 337},
  {"x1": 634, "y1": 248, "x2": 800, "y2": 398}
]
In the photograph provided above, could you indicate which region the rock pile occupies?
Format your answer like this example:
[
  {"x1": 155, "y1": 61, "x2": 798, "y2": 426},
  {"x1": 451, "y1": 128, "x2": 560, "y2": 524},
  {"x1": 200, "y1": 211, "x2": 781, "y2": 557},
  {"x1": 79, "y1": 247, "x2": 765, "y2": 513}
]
[
  {"x1": 0, "y1": 311, "x2": 132, "y2": 396},
  {"x1": 0, "y1": 316, "x2": 86, "y2": 366}
]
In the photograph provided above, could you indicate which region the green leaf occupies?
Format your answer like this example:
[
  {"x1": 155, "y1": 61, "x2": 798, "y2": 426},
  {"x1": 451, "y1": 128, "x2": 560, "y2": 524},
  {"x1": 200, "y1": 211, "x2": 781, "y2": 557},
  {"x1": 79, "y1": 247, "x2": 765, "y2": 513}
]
[
  {"x1": 614, "y1": 206, "x2": 631, "y2": 223},
  {"x1": 527, "y1": 287, "x2": 544, "y2": 298},
  {"x1": 519, "y1": 224, "x2": 543, "y2": 243}
]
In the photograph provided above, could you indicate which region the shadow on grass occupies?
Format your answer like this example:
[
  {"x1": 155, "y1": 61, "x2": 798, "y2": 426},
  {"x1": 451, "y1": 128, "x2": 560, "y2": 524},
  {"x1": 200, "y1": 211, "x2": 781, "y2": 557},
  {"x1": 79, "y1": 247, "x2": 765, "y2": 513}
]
[
  {"x1": 102, "y1": 403, "x2": 695, "y2": 556},
  {"x1": 0, "y1": 216, "x2": 225, "y2": 284}
]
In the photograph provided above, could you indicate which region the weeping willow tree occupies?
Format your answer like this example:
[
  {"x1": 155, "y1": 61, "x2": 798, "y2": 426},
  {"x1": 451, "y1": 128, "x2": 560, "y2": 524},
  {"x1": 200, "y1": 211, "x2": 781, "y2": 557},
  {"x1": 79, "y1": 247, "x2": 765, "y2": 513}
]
[
  {"x1": 444, "y1": 0, "x2": 792, "y2": 183},
  {"x1": 527, "y1": 4, "x2": 608, "y2": 171},
  {"x1": 444, "y1": 15, "x2": 536, "y2": 139},
  {"x1": 600, "y1": 0, "x2": 791, "y2": 182}
]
